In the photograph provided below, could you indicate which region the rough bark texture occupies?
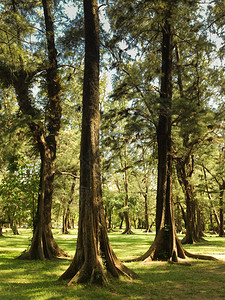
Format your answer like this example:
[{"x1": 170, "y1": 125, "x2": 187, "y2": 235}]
[
  {"x1": 59, "y1": 0, "x2": 136, "y2": 284},
  {"x1": 176, "y1": 156, "x2": 204, "y2": 244},
  {"x1": 219, "y1": 181, "x2": 225, "y2": 236},
  {"x1": 62, "y1": 179, "x2": 76, "y2": 234},
  {"x1": 18, "y1": 0, "x2": 68, "y2": 260},
  {"x1": 135, "y1": 10, "x2": 186, "y2": 263},
  {"x1": 131, "y1": 9, "x2": 216, "y2": 264},
  {"x1": 137, "y1": 176, "x2": 151, "y2": 232},
  {"x1": 175, "y1": 43, "x2": 204, "y2": 244},
  {"x1": 122, "y1": 142, "x2": 133, "y2": 234},
  {"x1": 144, "y1": 193, "x2": 151, "y2": 232},
  {"x1": 203, "y1": 165, "x2": 225, "y2": 236}
]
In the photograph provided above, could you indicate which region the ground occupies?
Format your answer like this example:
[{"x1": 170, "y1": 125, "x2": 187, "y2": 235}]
[{"x1": 1, "y1": 229, "x2": 225, "y2": 299}]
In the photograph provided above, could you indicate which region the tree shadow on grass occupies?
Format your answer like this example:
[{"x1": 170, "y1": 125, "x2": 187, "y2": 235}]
[
  {"x1": 118, "y1": 260, "x2": 225, "y2": 299},
  {"x1": 1, "y1": 256, "x2": 225, "y2": 299}
]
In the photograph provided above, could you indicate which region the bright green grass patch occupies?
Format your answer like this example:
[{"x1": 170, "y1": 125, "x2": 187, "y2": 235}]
[{"x1": 1, "y1": 229, "x2": 225, "y2": 299}]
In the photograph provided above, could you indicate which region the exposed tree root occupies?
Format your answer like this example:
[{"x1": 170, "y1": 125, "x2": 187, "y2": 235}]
[
  {"x1": 122, "y1": 228, "x2": 134, "y2": 234},
  {"x1": 18, "y1": 247, "x2": 70, "y2": 260},
  {"x1": 59, "y1": 217, "x2": 138, "y2": 285},
  {"x1": 168, "y1": 260, "x2": 192, "y2": 266},
  {"x1": 18, "y1": 228, "x2": 70, "y2": 260},
  {"x1": 59, "y1": 249, "x2": 138, "y2": 286},
  {"x1": 144, "y1": 228, "x2": 152, "y2": 233},
  {"x1": 68, "y1": 261, "x2": 108, "y2": 286},
  {"x1": 125, "y1": 228, "x2": 219, "y2": 264},
  {"x1": 184, "y1": 250, "x2": 218, "y2": 261},
  {"x1": 127, "y1": 228, "x2": 186, "y2": 263},
  {"x1": 181, "y1": 235, "x2": 206, "y2": 244},
  {"x1": 126, "y1": 233, "x2": 218, "y2": 264},
  {"x1": 107, "y1": 228, "x2": 118, "y2": 233}
]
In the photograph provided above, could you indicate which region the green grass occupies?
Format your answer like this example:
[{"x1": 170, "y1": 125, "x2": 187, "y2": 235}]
[{"x1": 1, "y1": 229, "x2": 225, "y2": 299}]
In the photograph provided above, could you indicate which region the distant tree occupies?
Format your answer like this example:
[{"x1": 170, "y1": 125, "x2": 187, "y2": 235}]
[
  {"x1": 132, "y1": 145, "x2": 156, "y2": 232},
  {"x1": 0, "y1": 157, "x2": 39, "y2": 234},
  {"x1": 201, "y1": 145, "x2": 225, "y2": 237},
  {"x1": 0, "y1": 87, "x2": 39, "y2": 234}
]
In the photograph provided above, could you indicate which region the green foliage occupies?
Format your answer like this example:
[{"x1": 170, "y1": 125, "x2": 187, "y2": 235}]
[
  {"x1": 0, "y1": 157, "x2": 39, "y2": 227},
  {"x1": 0, "y1": 0, "x2": 224, "y2": 252}
]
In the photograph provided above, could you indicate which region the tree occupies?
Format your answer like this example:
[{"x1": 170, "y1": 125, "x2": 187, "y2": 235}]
[
  {"x1": 59, "y1": 0, "x2": 136, "y2": 284},
  {"x1": 136, "y1": 4, "x2": 184, "y2": 261},
  {"x1": 132, "y1": 145, "x2": 156, "y2": 232},
  {"x1": 105, "y1": 0, "x2": 221, "y2": 262},
  {"x1": 107, "y1": 1, "x2": 185, "y2": 261},
  {"x1": 0, "y1": 157, "x2": 39, "y2": 234},
  {"x1": 0, "y1": 0, "x2": 69, "y2": 259},
  {"x1": 134, "y1": 1, "x2": 217, "y2": 262},
  {"x1": 0, "y1": 85, "x2": 40, "y2": 234},
  {"x1": 206, "y1": 1, "x2": 225, "y2": 236},
  {"x1": 174, "y1": 42, "x2": 212, "y2": 243},
  {"x1": 201, "y1": 144, "x2": 225, "y2": 237},
  {"x1": 53, "y1": 71, "x2": 82, "y2": 232}
]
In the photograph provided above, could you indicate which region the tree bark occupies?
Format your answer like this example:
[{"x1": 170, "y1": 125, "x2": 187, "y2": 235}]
[
  {"x1": 59, "y1": 0, "x2": 136, "y2": 285},
  {"x1": 175, "y1": 43, "x2": 203, "y2": 244},
  {"x1": 219, "y1": 181, "x2": 225, "y2": 236},
  {"x1": 136, "y1": 176, "x2": 151, "y2": 232},
  {"x1": 202, "y1": 166, "x2": 219, "y2": 232},
  {"x1": 62, "y1": 178, "x2": 76, "y2": 234},
  {"x1": 0, "y1": 222, "x2": 3, "y2": 237},
  {"x1": 10, "y1": 219, "x2": 19, "y2": 235},
  {"x1": 18, "y1": 0, "x2": 68, "y2": 260},
  {"x1": 144, "y1": 193, "x2": 151, "y2": 232},
  {"x1": 122, "y1": 141, "x2": 133, "y2": 234},
  {"x1": 135, "y1": 11, "x2": 185, "y2": 262},
  {"x1": 176, "y1": 157, "x2": 203, "y2": 244},
  {"x1": 128, "y1": 3, "x2": 216, "y2": 264}
]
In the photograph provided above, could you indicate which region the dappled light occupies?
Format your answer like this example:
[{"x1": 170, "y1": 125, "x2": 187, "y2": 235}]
[
  {"x1": 1, "y1": 0, "x2": 225, "y2": 297},
  {"x1": 1, "y1": 230, "x2": 225, "y2": 299}
]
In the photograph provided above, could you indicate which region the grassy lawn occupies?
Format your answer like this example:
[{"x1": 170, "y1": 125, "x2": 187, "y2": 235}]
[{"x1": 1, "y1": 229, "x2": 225, "y2": 299}]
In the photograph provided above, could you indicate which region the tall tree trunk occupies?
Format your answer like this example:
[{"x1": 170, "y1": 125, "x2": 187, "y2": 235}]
[
  {"x1": 136, "y1": 175, "x2": 151, "y2": 232},
  {"x1": 144, "y1": 193, "x2": 151, "y2": 232},
  {"x1": 62, "y1": 178, "x2": 76, "y2": 234},
  {"x1": 176, "y1": 157, "x2": 203, "y2": 244},
  {"x1": 219, "y1": 181, "x2": 225, "y2": 236},
  {"x1": 203, "y1": 166, "x2": 220, "y2": 232},
  {"x1": 0, "y1": 223, "x2": 3, "y2": 237},
  {"x1": 10, "y1": 219, "x2": 19, "y2": 235},
  {"x1": 119, "y1": 213, "x2": 124, "y2": 229},
  {"x1": 59, "y1": 0, "x2": 136, "y2": 285},
  {"x1": 18, "y1": 0, "x2": 68, "y2": 260},
  {"x1": 175, "y1": 43, "x2": 203, "y2": 244},
  {"x1": 122, "y1": 141, "x2": 133, "y2": 234},
  {"x1": 107, "y1": 208, "x2": 112, "y2": 230},
  {"x1": 136, "y1": 11, "x2": 185, "y2": 262},
  {"x1": 174, "y1": 201, "x2": 182, "y2": 233}
]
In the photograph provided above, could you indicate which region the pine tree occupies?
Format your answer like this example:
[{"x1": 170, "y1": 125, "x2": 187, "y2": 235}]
[{"x1": 59, "y1": 0, "x2": 136, "y2": 284}]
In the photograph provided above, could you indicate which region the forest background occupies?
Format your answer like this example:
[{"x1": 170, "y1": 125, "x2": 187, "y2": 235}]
[{"x1": 0, "y1": 0, "x2": 225, "y2": 283}]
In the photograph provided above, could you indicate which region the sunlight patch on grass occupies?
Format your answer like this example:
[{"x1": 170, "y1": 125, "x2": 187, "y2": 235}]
[{"x1": 1, "y1": 230, "x2": 225, "y2": 299}]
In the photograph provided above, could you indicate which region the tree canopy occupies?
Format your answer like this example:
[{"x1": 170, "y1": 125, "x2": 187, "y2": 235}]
[{"x1": 0, "y1": 0, "x2": 225, "y2": 285}]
